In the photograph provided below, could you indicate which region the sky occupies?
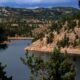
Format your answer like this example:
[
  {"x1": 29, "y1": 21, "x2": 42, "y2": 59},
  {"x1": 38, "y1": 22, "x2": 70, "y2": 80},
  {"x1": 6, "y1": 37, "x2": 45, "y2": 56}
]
[{"x1": 0, "y1": 0, "x2": 79, "y2": 8}]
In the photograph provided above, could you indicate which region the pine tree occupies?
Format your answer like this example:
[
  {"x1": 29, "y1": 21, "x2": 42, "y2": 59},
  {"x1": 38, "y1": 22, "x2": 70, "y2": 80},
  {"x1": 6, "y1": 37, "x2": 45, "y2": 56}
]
[
  {"x1": 57, "y1": 34, "x2": 69, "y2": 48},
  {"x1": 0, "y1": 27, "x2": 7, "y2": 43},
  {"x1": 21, "y1": 48, "x2": 75, "y2": 80},
  {"x1": 0, "y1": 63, "x2": 12, "y2": 80}
]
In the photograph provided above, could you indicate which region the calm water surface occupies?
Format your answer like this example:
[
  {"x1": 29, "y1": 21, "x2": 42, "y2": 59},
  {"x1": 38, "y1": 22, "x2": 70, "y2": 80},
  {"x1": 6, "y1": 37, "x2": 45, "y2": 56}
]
[
  {"x1": 0, "y1": 40, "x2": 31, "y2": 80},
  {"x1": 0, "y1": 40, "x2": 80, "y2": 80}
]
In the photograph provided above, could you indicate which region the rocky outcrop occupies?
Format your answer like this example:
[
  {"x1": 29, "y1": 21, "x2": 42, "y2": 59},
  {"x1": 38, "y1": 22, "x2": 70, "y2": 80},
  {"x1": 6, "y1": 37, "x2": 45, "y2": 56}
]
[{"x1": 25, "y1": 27, "x2": 80, "y2": 55}]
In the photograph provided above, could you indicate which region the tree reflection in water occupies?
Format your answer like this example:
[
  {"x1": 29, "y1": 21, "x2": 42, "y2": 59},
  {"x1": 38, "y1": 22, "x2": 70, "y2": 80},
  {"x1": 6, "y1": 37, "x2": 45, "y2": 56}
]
[{"x1": 0, "y1": 44, "x2": 8, "y2": 50}]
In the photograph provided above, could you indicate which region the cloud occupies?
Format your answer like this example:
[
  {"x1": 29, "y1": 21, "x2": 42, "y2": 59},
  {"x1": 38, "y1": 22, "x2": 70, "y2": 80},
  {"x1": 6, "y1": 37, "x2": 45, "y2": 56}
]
[
  {"x1": 0, "y1": 0, "x2": 78, "y2": 8},
  {"x1": 27, "y1": 6, "x2": 39, "y2": 9},
  {"x1": 0, "y1": 0, "x2": 70, "y2": 4}
]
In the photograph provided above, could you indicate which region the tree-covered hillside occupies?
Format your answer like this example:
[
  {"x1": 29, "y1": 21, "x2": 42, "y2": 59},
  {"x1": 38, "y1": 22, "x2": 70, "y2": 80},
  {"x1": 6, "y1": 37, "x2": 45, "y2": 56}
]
[
  {"x1": 0, "y1": 7, "x2": 79, "y2": 20},
  {"x1": 0, "y1": 7, "x2": 80, "y2": 38}
]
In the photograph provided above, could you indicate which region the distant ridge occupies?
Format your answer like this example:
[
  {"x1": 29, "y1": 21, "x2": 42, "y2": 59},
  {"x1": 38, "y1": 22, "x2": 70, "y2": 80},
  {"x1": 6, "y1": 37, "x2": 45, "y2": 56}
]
[{"x1": 0, "y1": 6, "x2": 79, "y2": 20}]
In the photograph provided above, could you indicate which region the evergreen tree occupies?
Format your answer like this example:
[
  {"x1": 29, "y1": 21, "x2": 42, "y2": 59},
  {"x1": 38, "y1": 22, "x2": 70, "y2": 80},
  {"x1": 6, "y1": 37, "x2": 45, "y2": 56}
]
[
  {"x1": 21, "y1": 48, "x2": 75, "y2": 80},
  {"x1": 0, "y1": 63, "x2": 12, "y2": 80},
  {"x1": 67, "y1": 20, "x2": 76, "y2": 30},
  {"x1": 47, "y1": 32, "x2": 54, "y2": 44},
  {"x1": 57, "y1": 34, "x2": 69, "y2": 48},
  {"x1": 0, "y1": 27, "x2": 7, "y2": 43}
]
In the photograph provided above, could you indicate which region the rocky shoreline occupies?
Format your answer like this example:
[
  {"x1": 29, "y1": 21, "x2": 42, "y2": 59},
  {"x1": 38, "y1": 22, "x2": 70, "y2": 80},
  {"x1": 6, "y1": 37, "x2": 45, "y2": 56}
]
[{"x1": 8, "y1": 37, "x2": 33, "y2": 40}]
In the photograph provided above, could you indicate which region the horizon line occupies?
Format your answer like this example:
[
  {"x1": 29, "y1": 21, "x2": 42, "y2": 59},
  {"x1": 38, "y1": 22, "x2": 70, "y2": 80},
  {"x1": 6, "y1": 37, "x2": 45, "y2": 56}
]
[{"x1": 0, "y1": 6, "x2": 79, "y2": 9}]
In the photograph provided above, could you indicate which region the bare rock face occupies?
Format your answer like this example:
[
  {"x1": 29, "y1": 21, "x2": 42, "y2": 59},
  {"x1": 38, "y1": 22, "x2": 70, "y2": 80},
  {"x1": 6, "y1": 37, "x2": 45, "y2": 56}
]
[{"x1": 25, "y1": 18, "x2": 80, "y2": 55}]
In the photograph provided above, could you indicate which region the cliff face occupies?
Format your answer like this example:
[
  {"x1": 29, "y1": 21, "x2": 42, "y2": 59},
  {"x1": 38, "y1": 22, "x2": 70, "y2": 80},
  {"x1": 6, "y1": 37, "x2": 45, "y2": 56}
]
[
  {"x1": 25, "y1": 21, "x2": 80, "y2": 55},
  {"x1": 25, "y1": 38, "x2": 54, "y2": 53},
  {"x1": 25, "y1": 35, "x2": 80, "y2": 55}
]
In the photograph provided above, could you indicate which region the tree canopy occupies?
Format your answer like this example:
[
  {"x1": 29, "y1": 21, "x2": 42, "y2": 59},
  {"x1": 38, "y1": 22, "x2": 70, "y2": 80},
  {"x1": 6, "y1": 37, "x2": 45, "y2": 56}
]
[
  {"x1": 0, "y1": 63, "x2": 12, "y2": 80},
  {"x1": 21, "y1": 48, "x2": 75, "y2": 80},
  {"x1": 0, "y1": 27, "x2": 7, "y2": 43}
]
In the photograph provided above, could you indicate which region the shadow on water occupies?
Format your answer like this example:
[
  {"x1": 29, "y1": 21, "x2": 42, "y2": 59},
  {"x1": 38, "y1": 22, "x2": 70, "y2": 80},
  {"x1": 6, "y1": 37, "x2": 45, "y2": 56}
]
[
  {"x1": 0, "y1": 44, "x2": 8, "y2": 50},
  {"x1": 0, "y1": 44, "x2": 12, "y2": 80}
]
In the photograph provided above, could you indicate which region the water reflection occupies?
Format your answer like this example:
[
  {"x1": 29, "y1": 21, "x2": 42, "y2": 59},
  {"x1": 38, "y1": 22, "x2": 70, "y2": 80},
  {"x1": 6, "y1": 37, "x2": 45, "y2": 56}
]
[
  {"x1": 0, "y1": 40, "x2": 32, "y2": 80},
  {"x1": 0, "y1": 44, "x2": 8, "y2": 50}
]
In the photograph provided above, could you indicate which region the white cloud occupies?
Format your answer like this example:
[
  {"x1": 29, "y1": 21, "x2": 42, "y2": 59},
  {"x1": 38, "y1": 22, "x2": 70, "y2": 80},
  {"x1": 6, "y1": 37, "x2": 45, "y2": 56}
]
[{"x1": 28, "y1": 6, "x2": 39, "y2": 9}]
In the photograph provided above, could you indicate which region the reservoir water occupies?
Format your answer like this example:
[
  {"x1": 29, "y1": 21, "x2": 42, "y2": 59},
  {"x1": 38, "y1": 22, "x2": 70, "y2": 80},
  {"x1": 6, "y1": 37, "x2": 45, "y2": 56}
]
[
  {"x1": 0, "y1": 40, "x2": 80, "y2": 80},
  {"x1": 0, "y1": 40, "x2": 31, "y2": 80}
]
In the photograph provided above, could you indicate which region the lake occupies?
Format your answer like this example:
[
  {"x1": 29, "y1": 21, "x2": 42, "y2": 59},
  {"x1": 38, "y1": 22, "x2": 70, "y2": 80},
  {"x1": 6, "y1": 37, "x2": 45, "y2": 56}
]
[
  {"x1": 0, "y1": 40, "x2": 80, "y2": 80},
  {"x1": 0, "y1": 40, "x2": 31, "y2": 80}
]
